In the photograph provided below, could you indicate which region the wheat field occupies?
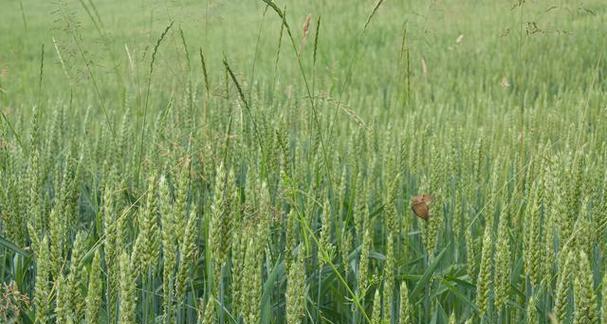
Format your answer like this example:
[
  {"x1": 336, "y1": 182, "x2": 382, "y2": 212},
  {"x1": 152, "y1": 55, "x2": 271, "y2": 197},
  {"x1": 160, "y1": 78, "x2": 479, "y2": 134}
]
[{"x1": 0, "y1": 0, "x2": 606, "y2": 323}]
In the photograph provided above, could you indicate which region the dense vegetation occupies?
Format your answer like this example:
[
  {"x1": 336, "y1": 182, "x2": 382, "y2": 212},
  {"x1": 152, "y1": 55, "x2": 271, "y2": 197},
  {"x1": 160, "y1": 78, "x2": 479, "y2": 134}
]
[{"x1": 1, "y1": 0, "x2": 606, "y2": 323}]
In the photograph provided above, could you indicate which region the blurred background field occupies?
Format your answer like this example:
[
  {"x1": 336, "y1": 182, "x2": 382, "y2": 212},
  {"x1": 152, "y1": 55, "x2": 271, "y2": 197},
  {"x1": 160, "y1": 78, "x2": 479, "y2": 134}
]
[{"x1": 0, "y1": 0, "x2": 606, "y2": 323}]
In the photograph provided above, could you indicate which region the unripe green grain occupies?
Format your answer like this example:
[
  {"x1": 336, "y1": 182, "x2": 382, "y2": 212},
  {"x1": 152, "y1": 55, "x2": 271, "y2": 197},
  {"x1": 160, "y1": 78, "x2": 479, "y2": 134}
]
[
  {"x1": 48, "y1": 204, "x2": 65, "y2": 277},
  {"x1": 524, "y1": 183, "x2": 543, "y2": 287},
  {"x1": 476, "y1": 224, "x2": 493, "y2": 318},
  {"x1": 242, "y1": 238, "x2": 261, "y2": 324},
  {"x1": 573, "y1": 251, "x2": 598, "y2": 324},
  {"x1": 159, "y1": 174, "x2": 177, "y2": 323},
  {"x1": 601, "y1": 271, "x2": 607, "y2": 324},
  {"x1": 398, "y1": 281, "x2": 412, "y2": 324},
  {"x1": 85, "y1": 249, "x2": 102, "y2": 323},
  {"x1": 553, "y1": 250, "x2": 575, "y2": 323},
  {"x1": 359, "y1": 227, "x2": 371, "y2": 293},
  {"x1": 318, "y1": 198, "x2": 335, "y2": 266},
  {"x1": 65, "y1": 231, "x2": 87, "y2": 321},
  {"x1": 56, "y1": 274, "x2": 70, "y2": 323},
  {"x1": 285, "y1": 209, "x2": 297, "y2": 271},
  {"x1": 465, "y1": 227, "x2": 477, "y2": 281},
  {"x1": 199, "y1": 296, "x2": 216, "y2": 324},
  {"x1": 175, "y1": 208, "x2": 198, "y2": 304},
  {"x1": 132, "y1": 174, "x2": 160, "y2": 275},
  {"x1": 527, "y1": 295, "x2": 538, "y2": 324},
  {"x1": 286, "y1": 248, "x2": 306, "y2": 324},
  {"x1": 118, "y1": 251, "x2": 136, "y2": 324},
  {"x1": 371, "y1": 288, "x2": 382, "y2": 324},
  {"x1": 341, "y1": 228, "x2": 353, "y2": 281},
  {"x1": 494, "y1": 209, "x2": 511, "y2": 310},
  {"x1": 384, "y1": 233, "x2": 395, "y2": 324},
  {"x1": 33, "y1": 236, "x2": 50, "y2": 324}
]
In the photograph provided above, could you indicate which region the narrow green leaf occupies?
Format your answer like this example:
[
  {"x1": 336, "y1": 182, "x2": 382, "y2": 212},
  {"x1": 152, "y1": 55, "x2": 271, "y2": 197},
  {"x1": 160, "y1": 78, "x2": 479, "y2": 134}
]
[
  {"x1": 0, "y1": 235, "x2": 30, "y2": 257},
  {"x1": 411, "y1": 244, "x2": 450, "y2": 298}
]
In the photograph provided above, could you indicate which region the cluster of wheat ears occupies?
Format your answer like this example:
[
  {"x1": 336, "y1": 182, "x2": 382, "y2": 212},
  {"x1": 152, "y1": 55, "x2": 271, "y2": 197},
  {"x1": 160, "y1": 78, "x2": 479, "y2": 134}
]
[{"x1": 1, "y1": 0, "x2": 607, "y2": 323}]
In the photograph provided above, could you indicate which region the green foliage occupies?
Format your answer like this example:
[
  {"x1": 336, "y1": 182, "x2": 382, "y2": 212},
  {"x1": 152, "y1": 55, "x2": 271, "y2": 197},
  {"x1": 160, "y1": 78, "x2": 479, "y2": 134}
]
[{"x1": 0, "y1": 0, "x2": 606, "y2": 323}]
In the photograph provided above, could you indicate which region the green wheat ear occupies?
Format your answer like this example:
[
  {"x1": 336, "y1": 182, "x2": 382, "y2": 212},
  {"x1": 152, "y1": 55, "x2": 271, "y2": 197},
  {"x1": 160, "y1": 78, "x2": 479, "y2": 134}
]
[
  {"x1": 527, "y1": 294, "x2": 538, "y2": 324},
  {"x1": 85, "y1": 249, "x2": 102, "y2": 323},
  {"x1": 553, "y1": 249, "x2": 575, "y2": 323},
  {"x1": 358, "y1": 227, "x2": 371, "y2": 294},
  {"x1": 199, "y1": 296, "x2": 216, "y2": 324},
  {"x1": 371, "y1": 288, "x2": 382, "y2": 324},
  {"x1": 286, "y1": 247, "x2": 306, "y2": 324},
  {"x1": 118, "y1": 251, "x2": 137, "y2": 324},
  {"x1": 601, "y1": 271, "x2": 607, "y2": 324},
  {"x1": 159, "y1": 174, "x2": 177, "y2": 323},
  {"x1": 175, "y1": 208, "x2": 198, "y2": 307},
  {"x1": 33, "y1": 236, "x2": 51, "y2": 324},
  {"x1": 573, "y1": 251, "x2": 599, "y2": 324},
  {"x1": 476, "y1": 224, "x2": 494, "y2": 319},
  {"x1": 494, "y1": 208, "x2": 511, "y2": 311},
  {"x1": 383, "y1": 233, "x2": 395, "y2": 324},
  {"x1": 399, "y1": 281, "x2": 413, "y2": 324},
  {"x1": 241, "y1": 238, "x2": 261, "y2": 324}
]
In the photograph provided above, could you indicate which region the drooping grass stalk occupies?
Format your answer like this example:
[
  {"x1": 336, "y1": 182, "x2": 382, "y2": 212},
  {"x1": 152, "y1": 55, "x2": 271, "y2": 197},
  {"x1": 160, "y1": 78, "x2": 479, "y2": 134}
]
[
  {"x1": 137, "y1": 20, "x2": 174, "y2": 184},
  {"x1": 261, "y1": 0, "x2": 335, "y2": 192},
  {"x1": 362, "y1": 0, "x2": 386, "y2": 32},
  {"x1": 248, "y1": 4, "x2": 269, "y2": 103},
  {"x1": 223, "y1": 57, "x2": 264, "y2": 154},
  {"x1": 178, "y1": 27, "x2": 194, "y2": 129},
  {"x1": 55, "y1": 0, "x2": 116, "y2": 136}
]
